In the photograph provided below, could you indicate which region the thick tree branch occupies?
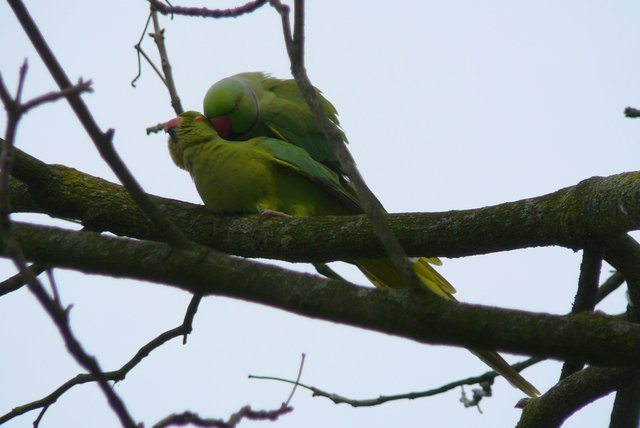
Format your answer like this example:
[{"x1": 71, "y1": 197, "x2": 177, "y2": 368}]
[
  {"x1": 517, "y1": 367, "x2": 640, "y2": 428},
  {"x1": 250, "y1": 271, "x2": 620, "y2": 407},
  {"x1": 7, "y1": 146, "x2": 640, "y2": 262},
  {"x1": 4, "y1": 222, "x2": 640, "y2": 366}
]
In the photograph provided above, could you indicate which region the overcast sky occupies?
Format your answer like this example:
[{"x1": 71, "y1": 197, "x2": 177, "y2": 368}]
[{"x1": 1, "y1": 1, "x2": 639, "y2": 427}]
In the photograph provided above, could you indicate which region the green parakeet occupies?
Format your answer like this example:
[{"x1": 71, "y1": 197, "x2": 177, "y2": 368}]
[
  {"x1": 164, "y1": 111, "x2": 540, "y2": 398},
  {"x1": 203, "y1": 72, "x2": 346, "y2": 175}
]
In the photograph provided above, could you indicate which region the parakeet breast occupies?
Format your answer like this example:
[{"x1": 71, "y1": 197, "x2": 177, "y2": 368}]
[
  {"x1": 180, "y1": 139, "x2": 348, "y2": 217},
  {"x1": 182, "y1": 142, "x2": 275, "y2": 214}
]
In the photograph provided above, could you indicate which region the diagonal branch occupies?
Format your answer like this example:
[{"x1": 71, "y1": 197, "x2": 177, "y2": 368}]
[
  {"x1": 517, "y1": 367, "x2": 640, "y2": 428},
  {"x1": 0, "y1": 61, "x2": 138, "y2": 428},
  {"x1": 149, "y1": 7, "x2": 183, "y2": 114},
  {"x1": 560, "y1": 246, "x2": 603, "y2": 379},
  {"x1": 268, "y1": 0, "x2": 424, "y2": 292},
  {"x1": 6, "y1": 0, "x2": 193, "y2": 251}
]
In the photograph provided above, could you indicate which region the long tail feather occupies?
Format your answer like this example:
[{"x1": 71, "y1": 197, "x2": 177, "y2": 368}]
[
  {"x1": 471, "y1": 350, "x2": 540, "y2": 397},
  {"x1": 356, "y1": 257, "x2": 540, "y2": 397}
]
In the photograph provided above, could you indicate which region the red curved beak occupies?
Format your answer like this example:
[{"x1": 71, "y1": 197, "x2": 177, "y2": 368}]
[{"x1": 163, "y1": 116, "x2": 182, "y2": 133}]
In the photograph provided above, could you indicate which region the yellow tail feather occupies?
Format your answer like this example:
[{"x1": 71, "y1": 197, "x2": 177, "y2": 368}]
[
  {"x1": 355, "y1": 257, "x2": 540, "y2": 397},
  {"x1": 471, "y1": 350, "x2": 540, "y2": 397}
]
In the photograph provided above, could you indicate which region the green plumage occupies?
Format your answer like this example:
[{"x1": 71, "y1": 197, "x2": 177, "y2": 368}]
[
  {"x1": 203, "y1": 72, "x2": 346, "y2": 175},
  {"x1": 165, "y1": 111, "x2": 539, "y2": 398}
]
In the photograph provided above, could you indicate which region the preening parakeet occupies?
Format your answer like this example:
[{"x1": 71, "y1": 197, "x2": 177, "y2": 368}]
[
  {"x1": 203, "y1": 72, "x2": 346, "y2": 175},
  {"x1": 164, "y1": 111, "x2": 540, "y2": 398}
]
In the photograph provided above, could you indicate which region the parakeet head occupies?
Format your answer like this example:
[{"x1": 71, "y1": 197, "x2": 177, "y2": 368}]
[
  {"x1": 203, "y1": 77, "x2": 259, "y2": 139},
  {"x1": 164, "y1": 111, "x2": 218, "y2": 169}
]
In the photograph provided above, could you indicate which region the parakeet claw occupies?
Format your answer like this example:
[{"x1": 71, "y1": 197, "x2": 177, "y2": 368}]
[{"x1": 259, "y1": 209, "x2": 291, "y2": 218}]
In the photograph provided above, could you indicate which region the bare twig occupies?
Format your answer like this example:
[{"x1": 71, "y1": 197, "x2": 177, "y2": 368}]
[
  {"x1": 182, "y1": 293, "x2": 202, "y2": 344},
  {"x1": 23, "y1": 79, "x2": 93, "y2": 112},
  {"x1": 149, "y1": 8, "x2": 183, "y2": 115},
  {"x1": 624, "y1": 107, "x2": 640, "y2": 118},
  {"x1": 249, "y1": 358, "x2": 541, "y2": 407},
  {"x1": 284, "y1": 353, "x2": 306, "y2": 406},
  {"x1": 131, "y1": 13, "x2": 161, "y2": 87},
  {"x1": 0, "y1": 294, "x2": 202, "y2": 424},
  {"x1": 149, "y1": 0, "x2": 268, "y2": 19},
  {"x1": 135, "y1": 1, "x2": 270, "y2": 98},
  {"x1": 7, "y1": 0, "x2": 193, "y2": 251},
  {"x1": 152, "y1": 404, "x2": 293, "y2": 428},
  {"x1": 268, "y1": 0, "x2": 424, "y2": 292},
  {"x1": 145, "y1": 122, "x2": 167, "y2": 134}
]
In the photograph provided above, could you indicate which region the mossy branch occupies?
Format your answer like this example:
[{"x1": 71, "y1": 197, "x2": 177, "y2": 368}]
[
  {"x1": 7, "y1": 142, "x2": 640, "y2": 262},
  {"x1": 4, "y1": 221, "x2": 640, "y2": 365},
  {"x1": 517, "y1": 367, "x2": 640, "y2": 428}
]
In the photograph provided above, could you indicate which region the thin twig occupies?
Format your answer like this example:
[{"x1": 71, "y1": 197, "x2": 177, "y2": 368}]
[
  {"x1": 624, "y1": 107, "x2": 640, "y2": 118},
  {"x1": 145, "y1": 122, "x2": 166, "y2": 134},
  {"x1": 0, "y1": 295, "x2": 202, "y2": 424},
  {"x1": 131, "y1": 13, "x2": 158, "y2": 87},
  {"x1": 182, "y1": 293, "x2": 202, "y2": 344},
  {"x1": 149, "y1": 0, "x2": 268, "y2": 19},
  {"x1": 284, "y1": 353, "x2": 305, "y2": 407},
  {"x1": 152, "y1": 404, "x2": 293, "y2": 428},
  {"x1": 250, "y1": 357, "x2": 542, "y2": 407},
  {"x1": 149, "y1": 7, "x2": 183, "y2": 115},
  {"x1": 21, "y1": 79, "x2": 93, "y2": 113}
]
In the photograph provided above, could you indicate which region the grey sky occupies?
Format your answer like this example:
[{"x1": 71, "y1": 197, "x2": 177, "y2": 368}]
[{"x1": 1, "y1": 1, "x2": 639, "y2": 427}]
